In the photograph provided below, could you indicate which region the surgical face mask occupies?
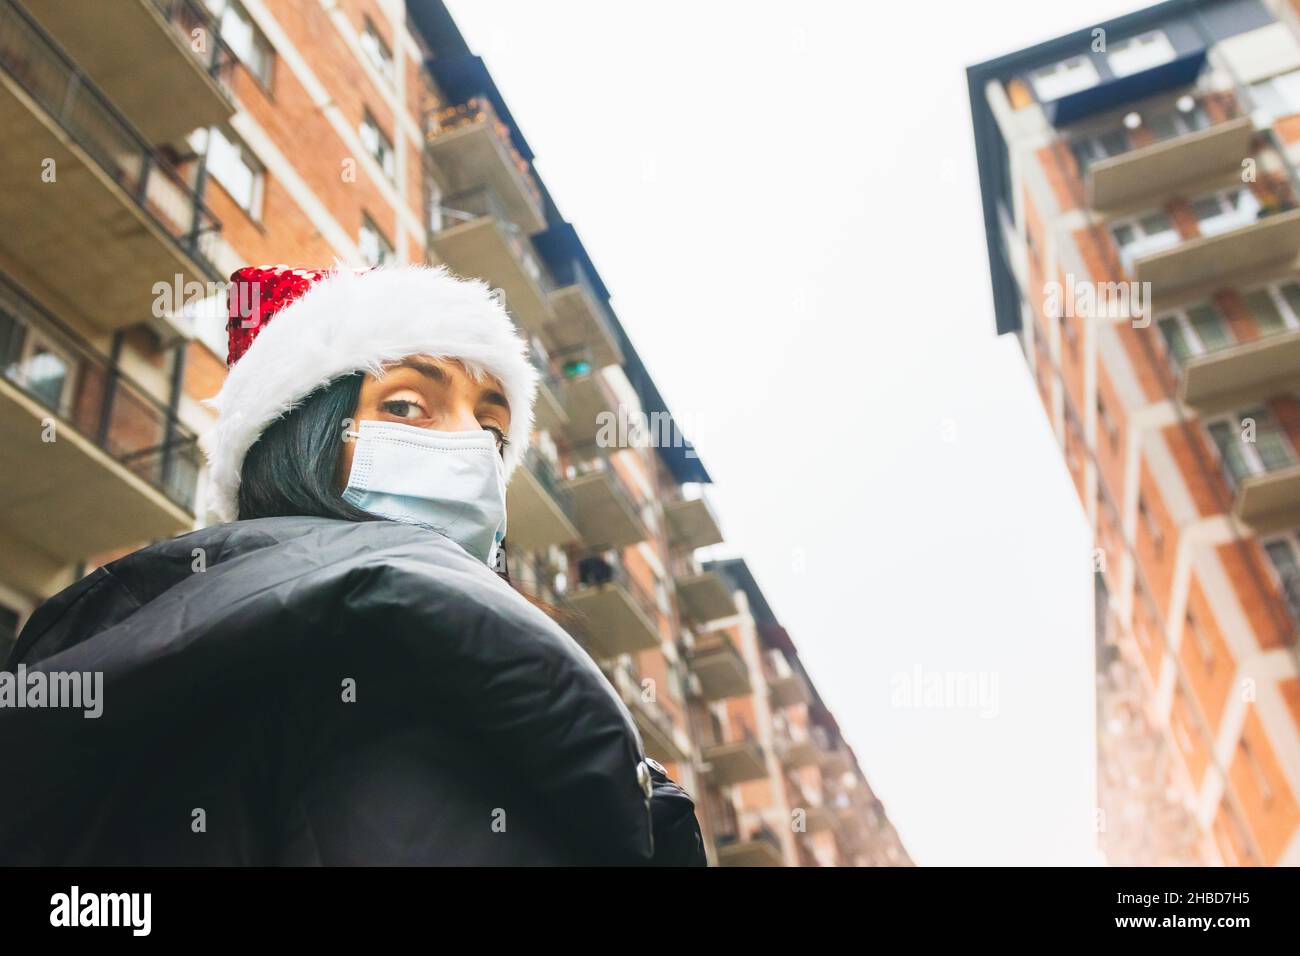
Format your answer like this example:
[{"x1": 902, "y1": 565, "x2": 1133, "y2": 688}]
[{"x1": 342, "y1": 419, "x2": 508, "y2": 568}]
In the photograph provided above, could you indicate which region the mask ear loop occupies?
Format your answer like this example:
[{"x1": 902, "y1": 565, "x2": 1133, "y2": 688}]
[{"x1": 492, "y1": 539, "x2": 509, "y2": 579}]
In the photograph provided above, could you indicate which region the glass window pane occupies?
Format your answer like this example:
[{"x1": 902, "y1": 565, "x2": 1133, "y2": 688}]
[
  {"x1": 24, "y1": 343, "x2": 69, "y2": 411},
  {"x1": 1253, "y1": 414, "x2": 1296, "y2": 472},
  {"x1": 1244, "y1": 289, "x2": 1287, "y2": 336},
  {"x1": 1158, "y1": 316, "x2": 1193, "y2": 363},
  {"x1": 1139, "y1": 212, "x2": 1172, "y2": 235},
  {"x1": 1148, "y1": 113, "x2": 1180, "y2": 141},
  {"x1": 1209, "y1": 421, "x2": 1255, "y2": 484},
  {"x1": 1266, "y1": 540, "x2": 1300, "y2": 577},
  {"x1": 1278, "y1": 282, "x2": 1300, "y2": 324},
  {"x1": 1187, "y1": 303, "x2": 1233, "y2": 352},
  {"x1": 1099, "y1": 130, "x2": 1129, "y2": 156},
  {"x1": 1112, "y1": 223, "x2": 1136, "y2": 247},
  {"x1": 1191, "y1": 196, "x2": 1223, "y2": 221}
]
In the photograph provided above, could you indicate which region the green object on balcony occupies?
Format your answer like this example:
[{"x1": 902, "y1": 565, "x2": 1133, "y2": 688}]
[{"x1": 562, "y1": 358, "x2": 592, "y2": 378}]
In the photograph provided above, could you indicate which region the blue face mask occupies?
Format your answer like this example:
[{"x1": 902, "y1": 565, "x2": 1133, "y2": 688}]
[{"x1": 342, "y1": 420, "x2": 508, "y2": 568}]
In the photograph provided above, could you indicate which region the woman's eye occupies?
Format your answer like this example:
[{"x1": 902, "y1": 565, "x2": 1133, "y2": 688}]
[{"x1": 381, "y1": 399, "x2": 423, "y2": 419}]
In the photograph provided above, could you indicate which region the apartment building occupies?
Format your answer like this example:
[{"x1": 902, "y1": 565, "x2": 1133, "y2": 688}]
[
  {"x1": 0, "y1": 0, "x2": 906, "y2": 865},
  {"x1": 971, "y1": 0, "x2": 1300, "y2": 865}
]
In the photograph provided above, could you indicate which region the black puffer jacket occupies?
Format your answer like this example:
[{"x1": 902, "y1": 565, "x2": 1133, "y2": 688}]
[{"x1": 0, "y1": 517, "x2": 706, "y2": 866}]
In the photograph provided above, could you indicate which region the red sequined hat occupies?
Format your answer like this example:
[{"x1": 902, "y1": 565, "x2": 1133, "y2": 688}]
[
  {"x1": 201, "y1": 264, "x2": 539, "y2": 523},
  {"x1": 225, "y1": 264, "x2": 336, "y2": 366}
]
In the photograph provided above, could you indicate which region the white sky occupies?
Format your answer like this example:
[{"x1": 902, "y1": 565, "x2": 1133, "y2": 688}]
[{"x1": 445, "y1": 0, "x2": 1149, "y2": 865}]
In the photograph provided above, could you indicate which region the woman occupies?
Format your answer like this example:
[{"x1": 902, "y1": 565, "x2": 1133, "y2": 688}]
[{"x1": 0, "y1": 264, "x2": 706, "y2": 866}]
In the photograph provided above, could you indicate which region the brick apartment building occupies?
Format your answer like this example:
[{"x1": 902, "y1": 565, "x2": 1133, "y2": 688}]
[
  {"x1": 0, "y1": 0, "x2": 907, "y2": 865},
  {"x1": 971, "y1": 0, "x2": 1300, "y2": 864}
]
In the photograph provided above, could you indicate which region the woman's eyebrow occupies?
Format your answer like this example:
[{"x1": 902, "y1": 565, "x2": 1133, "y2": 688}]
[
  {"x1": 480, "y1": 389, "x2": 510, "y2": 415},
  {"x1": 393, "y1": 359, "x2": 449, "y2": 385}
]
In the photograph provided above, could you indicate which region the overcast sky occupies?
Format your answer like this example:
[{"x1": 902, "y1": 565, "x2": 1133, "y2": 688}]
[{"x1": 445, "y1": 0, "x2": 1150, "y2": 865}]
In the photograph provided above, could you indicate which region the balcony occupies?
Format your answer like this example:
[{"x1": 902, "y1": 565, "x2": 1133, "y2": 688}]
[
  {"x1": 0, "y1": 0, "x2": 222, "y2": 331},
  {"x1": 1176, "y1": 329, "x2": 1300, "y2": 414},
  {"x1": 526, "y1": 347, "x2": 568, "y2": 435},
  {"x1": 1234, "y1": 464, "x2": 1300, "y2": 533},
  {"x1": 560, "y1": 450, "x2": 649, "y2": 549},
  {"x1": 425, "y1": 96, "x2": 545, "y2": 234},
  {"x1": 714, "y1": 821, "x2": 784, "y2": 867},
  {"x1": 688, "y1": 630, "x2": 751, "y2": 701},
  {"x1": 791, "y1": 782, "x2": 834, "y2": 833},
  {"x1": 545, "y1": 261, "x2": 624, "y2": 370},
  {"x1": 23, "y1": 0, "x2": 235, "y2": 145},
  {"x1": 563, "y1": 551, "x2": 660, "y2": 657},
  {"x1": 504, "y1": 447, "x2": 579, "y2": 551},
  {"x1": 765, "y1": 648, "x2": 812, "y2": 708},
  {"x1": 0, "y1": 272, "x2": 196, "y2": 583},
  {"x1": 1079, "y1": 95, "x2": 1252, "y2": 209},
  {"x1": 700, "y1": 723, "x2": 768, "y2": 786},
  {"x1": 559, "y1": 365, "x2": 621, "y2": 447},
  {"x1": 609, "y1": 660, "x2": 689, "y2": 764},
  {"x1": 815, "y1": 728, "x2": 853, "y2": 775},
  {"x1": 431, "y1": 187, "x2": 554, "y2": 335},
  {"x1": 1129, "y1": 207, "x2": 1300, "y2": 295},
  {"x1": 674, "y1": 565, "x2": 737, "y2": 624},
  {"x1": 774, "y1": 719, "x2": 819, "y2": 769},
  {"x1": 664, "y1": 490, "x2": 724, "y2": 551}
]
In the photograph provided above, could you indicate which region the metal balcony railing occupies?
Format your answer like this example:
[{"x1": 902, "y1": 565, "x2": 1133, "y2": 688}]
[
  {"x1": 521, "y1": 446, "x2": 573, "y2": 522},
  {"x1": 568, "y1": 445, "x2": 647, "y2": 526},
  {"x1": 439, "y1": 185, "x2": 553, "y2": 289},
  {"x1": 551, "y1": 257, "x2": 620, "y2": 349},
  {"x1": 0, "y1": 272, "x2": 201, "y2": 513},
  {"x1": 151, "y1": 0, "x2": 237, "y2": 91},
  {"x1": 0, "y1": 0, "x2": 223, "y2": 279},
  {"x1": 1067, "y1": 90, "x2": 1241, "y2": 173},
  {"x1": 425, "y1": 95, "x2": 542, "y2": 206},
  {"x1": 574, "y1": 549, "x2": 660, "y2": 626}
]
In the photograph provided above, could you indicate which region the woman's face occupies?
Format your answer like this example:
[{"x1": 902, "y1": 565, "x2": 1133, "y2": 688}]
[{"x1": 335, "y1": 355, "x2": 512, "y2": 489}]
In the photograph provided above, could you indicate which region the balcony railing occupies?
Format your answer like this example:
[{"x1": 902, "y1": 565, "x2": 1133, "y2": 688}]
[
  {"x1": 0, "y1": 0, "x2": 222, "y2": 278},
  {"x1": 575, "y1": 548, "x2": 661, "y2": 626},
  {"x1": 1069, "y1": 90, "x2": 1241, "y2": 171},
  {"x1": 426, "y1": 96, "x2": 542, "y2": 207},
  {"x1": 568, "y1": 445, "x2": 648, "y2": 531},
  {"x1": 521, "y1": 445, "x2": 573, "y2": 521},
  {"x1": 151, "y1": 0, "x2": 237, "y2": 91},
  {"x1": 0, "y1": 272, "x2": 200, "y2": 513}
]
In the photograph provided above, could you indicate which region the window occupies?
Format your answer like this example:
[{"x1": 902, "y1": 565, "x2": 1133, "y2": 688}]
[
  {"x1": 203, "y1": 0, "x2": 273, "y2": 87},
  {"x1": 1192, "y1": 187, "x2": 1260, "y2": 237},
  {"x1": 359, "y1": 18, "x2": 394, "y2": 84},
  {"x1": 1184, "y1": 611, "x2": 1214, "y2": 672},
  {"x1": 359, "y1": 215, "x2": 394, "y2": 266},
  {"x1": 360, "y1": 111, "x2": 396, "y2": 181},
  {"x1": 1107, "y1": 31, "x2": 1177, "y2": 78},
  {"x1": 1207, "y1": 408, "x2": 1296, "y2": 484},
  {"x1": 1137, "y1": 493, "x2": 1164, "y2": 556},
  {"x1": 1097, "y1": 394, "x2": 1118, "y2": 448},
  {"x1": 1029, "y1": 55, "x2": 1100, "y2": 102},
  {"x1": 1157, "y1": 301, "x2": 1234, "y2": 365},
  {"x1": 1111, "y1": 210, "x2": 1180, "y2": 271},
  {"x1": 1111, "y1": 211, "x2": 1176, "y2": 248},
  {"x1": 0, "y1": 307, "x2": 74, "y2": 414},
  {"x1": 1250, "y1": 69, "x2": 1300, "y2": 123},
  {"x1": 1239, "y1": 737, "x2": 1274, "y2": 804},
  {"x1": 1264, "y1": 535, "x2": 1300, "y2": 622},
  {"x1": 195, "y1": 126, "x2": 264, "y2": 217},
  {"x1": 1071, "y1": 128, "x2": 1131, "y2": 169},
  {"x1": 1146, "y1": 102, "x2": 1211, "y2": 141},
  {"x1": 425, "y1": 176, "x2": 443, "y2": 234}
]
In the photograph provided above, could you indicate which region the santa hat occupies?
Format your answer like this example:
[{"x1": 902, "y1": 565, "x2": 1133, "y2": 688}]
[{"x1": 200, "y1": 263, "x2": 538, "y2": 523}]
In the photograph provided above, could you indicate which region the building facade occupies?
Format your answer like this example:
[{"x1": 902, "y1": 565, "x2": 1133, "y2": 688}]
[
  {"x1": 971, "y1": 0, "x2": 1300, "y2": 865},
  {"x1": 0, "y1": 0, "x2": 906, "y2": 865}
]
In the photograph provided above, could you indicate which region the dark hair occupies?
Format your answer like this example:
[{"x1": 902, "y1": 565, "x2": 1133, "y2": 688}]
[{"x1": 237, "y1": 372, "x2": 375, "y2": 523}]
